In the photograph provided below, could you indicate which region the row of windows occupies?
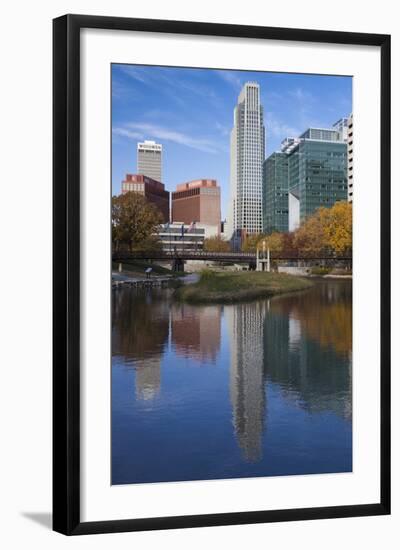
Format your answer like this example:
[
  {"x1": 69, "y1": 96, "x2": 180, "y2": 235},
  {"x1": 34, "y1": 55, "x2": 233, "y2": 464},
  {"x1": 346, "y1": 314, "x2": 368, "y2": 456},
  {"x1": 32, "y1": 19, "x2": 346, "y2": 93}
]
[
  {"x1": 122, "y1": 183, "x2": 144, "y2": 192},
  {"x1": 304, "y1": 184, "x2": 347, "y2": 191}
]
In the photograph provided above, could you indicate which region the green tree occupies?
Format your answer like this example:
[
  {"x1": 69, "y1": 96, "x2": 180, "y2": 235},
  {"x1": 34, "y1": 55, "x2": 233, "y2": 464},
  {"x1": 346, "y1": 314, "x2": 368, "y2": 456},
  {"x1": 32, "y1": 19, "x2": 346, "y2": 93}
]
[
  {"x1": 112, "y1": 192, "x2": 163, "y2": 252},
  {"x1": 203, "y1": 235, "x2": 231, "y2": 252}
]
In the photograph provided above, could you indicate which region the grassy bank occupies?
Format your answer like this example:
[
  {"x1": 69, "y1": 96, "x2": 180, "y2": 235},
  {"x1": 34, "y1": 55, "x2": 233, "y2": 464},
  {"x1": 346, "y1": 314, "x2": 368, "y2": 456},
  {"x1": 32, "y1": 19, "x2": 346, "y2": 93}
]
[{"x1": 175, "y1": 270, "x2": 313, "y2": 304}]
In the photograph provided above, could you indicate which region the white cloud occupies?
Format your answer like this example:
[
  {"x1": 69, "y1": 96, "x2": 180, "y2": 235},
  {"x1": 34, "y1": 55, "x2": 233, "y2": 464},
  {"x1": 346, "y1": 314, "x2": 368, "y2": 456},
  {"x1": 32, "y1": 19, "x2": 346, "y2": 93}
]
[
  {"x1": 118, "y1": 66, "x2": 149, "y2": 84},
  {"x1": 116, "y1": 122, "x2": 220, "y2": 154},
  {"x1": 215, "y1": 70, "x2": 242, "y2": 90},
  {"x1": 112, "y1": 128, "x2": 143, "y2": 140},
  {"x1": 289, "y1": 87, "x2": 314, "y2": 102},
  {"x1": 215, "y1": 121, "x2": 230, "y2": 136},
  {"x1": 117, "y1": 65, "x2": 217, "y2": 106},
  {"x1": 265, "y1": 112, "x2": 300, "y2": 141}
]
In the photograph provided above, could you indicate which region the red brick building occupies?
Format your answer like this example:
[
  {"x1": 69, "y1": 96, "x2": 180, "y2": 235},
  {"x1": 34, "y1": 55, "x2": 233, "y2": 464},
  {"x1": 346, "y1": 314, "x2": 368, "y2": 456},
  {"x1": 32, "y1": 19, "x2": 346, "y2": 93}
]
[
  {"x1": 121, "y1": 174, "x2": 169, "y2": 223},
  {"x1": 172, "y1": 179, "x2": 221, "y2": 235}
]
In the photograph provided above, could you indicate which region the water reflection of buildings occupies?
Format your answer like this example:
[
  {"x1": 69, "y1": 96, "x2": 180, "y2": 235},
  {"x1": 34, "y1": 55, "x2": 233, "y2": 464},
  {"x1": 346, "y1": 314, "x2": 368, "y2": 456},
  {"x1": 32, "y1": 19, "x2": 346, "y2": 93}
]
[
  {"x1": 264, "y1": 282, "x2": 352, "y2": 421},
  {"x1": 112, "y1": 289, "x2": 169, "y2": 400},
  {"x1": 226, "y1": 301, "x2": 267, "y2": 463},
  {"x1": 134, "y1": 357, "x2": 161, "y2": 400},
  {"x1": 171, "y1": 303, "x2": 222, "y2": 364},
  {"x1": 112, "y1": 290, "x2": 223, "y2": 400},
  {"x1": 112, "y1": 280, "x2": 352, "y2": 466}
]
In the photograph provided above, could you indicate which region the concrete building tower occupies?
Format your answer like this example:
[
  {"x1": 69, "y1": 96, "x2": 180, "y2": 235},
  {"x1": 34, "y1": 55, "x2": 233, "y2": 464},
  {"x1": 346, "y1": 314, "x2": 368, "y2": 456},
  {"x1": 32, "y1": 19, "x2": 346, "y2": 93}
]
[
  {"x1": 228, "y1": 82, "x2": 265, "y2": 248},
  {"x1": 137, "y1": 140, "x2": 162, "y2": 182}
]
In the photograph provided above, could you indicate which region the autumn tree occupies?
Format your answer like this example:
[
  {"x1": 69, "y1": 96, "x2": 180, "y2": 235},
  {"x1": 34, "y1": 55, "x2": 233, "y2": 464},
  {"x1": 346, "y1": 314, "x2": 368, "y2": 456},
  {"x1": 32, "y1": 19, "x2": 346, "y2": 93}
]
[
  {"x1": 293, "y1": 209, "x2": 327, "y2": 255},
  {"x1": 263, "y1": 231, "x2": 284, "y2": 253},
  {"x1": 203, "y1": 235, "x2": 231, "y2": 252},
  {"x1": 241, "y1": 233, "x2": 265, "y2": 252},
  {"x1": 236, "y1": 202, "x2": 351, "y2": 257},
  {"x1": 112, "y1": 191, "x2": 163, "y2": 252},
  {"x1": 322, "y1": 201, "x2": 352, "y2": 255},
  {"x1": 293, "y1": 201, "x2": 352, "y2": 256},
  {"x1": 281, "y1": 231, "x2": 296, "y2": 255}
]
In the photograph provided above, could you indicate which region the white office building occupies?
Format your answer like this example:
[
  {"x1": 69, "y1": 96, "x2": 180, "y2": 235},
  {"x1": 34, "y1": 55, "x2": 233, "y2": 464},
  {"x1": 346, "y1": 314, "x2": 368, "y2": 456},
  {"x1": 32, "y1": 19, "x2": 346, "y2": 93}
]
[
  {"x1": 228, "y1": 82, "x2": 265, "y2": 244},
  {"x1": 137, "y1": 140, "x2": 162, "y2": 182},
  {"x1": 347, "y1": 113, "x2": 354, "y2": 202},
  {"x1": 157, "y1": 223, "x2": 205, "y2": 252}
]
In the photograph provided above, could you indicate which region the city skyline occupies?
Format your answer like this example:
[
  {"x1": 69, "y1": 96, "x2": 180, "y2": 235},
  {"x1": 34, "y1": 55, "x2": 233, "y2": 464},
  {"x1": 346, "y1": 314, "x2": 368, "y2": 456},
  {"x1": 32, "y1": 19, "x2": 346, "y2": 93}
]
[{"x1": 112, "y1": 64, "x2": 352, "y2": 219}]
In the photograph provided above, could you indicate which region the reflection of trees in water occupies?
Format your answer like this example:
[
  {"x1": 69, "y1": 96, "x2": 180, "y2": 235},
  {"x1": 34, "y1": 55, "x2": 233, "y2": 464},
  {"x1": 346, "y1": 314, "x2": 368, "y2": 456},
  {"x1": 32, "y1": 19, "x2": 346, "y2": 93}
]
[
  {"x1": 264, "y1": 281, "x2": 352, "y2": 420},
  {"x1": 112, "y1": 288, "x2": 169, "y2": 400},
  {"x1": 226, "y1": 301, "x2": 267, "y2": 463},
  {"x1": 171, "y1": 303, "x2": 222, "y2": 364},
  {"x1": 113, "y1": 280, "x2": 351, "y2": 453},
  {"x1": 270, "y1": 280, "x2": 352, "y2": 355}
]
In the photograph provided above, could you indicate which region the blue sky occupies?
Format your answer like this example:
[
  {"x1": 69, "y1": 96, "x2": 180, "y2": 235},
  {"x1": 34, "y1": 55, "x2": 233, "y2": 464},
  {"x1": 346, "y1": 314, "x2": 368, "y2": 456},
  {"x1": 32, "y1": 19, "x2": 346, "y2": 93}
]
[{"x1": 112, "y1": 64, "x2": 352, "y2": 219}]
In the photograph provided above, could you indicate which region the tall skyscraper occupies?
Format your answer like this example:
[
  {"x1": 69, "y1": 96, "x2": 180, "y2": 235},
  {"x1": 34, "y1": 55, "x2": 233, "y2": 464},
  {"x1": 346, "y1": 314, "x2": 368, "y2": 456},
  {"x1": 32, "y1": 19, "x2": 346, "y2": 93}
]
[
  {"x1": 347, "y1": 113, "x2": 353, "y2": 202},
  {"x1": 137, "y1": 140, "x2": 162, "y2": 182},
  {"x1": 228, "y1": 82, "x2": 265, "y2": 246}
]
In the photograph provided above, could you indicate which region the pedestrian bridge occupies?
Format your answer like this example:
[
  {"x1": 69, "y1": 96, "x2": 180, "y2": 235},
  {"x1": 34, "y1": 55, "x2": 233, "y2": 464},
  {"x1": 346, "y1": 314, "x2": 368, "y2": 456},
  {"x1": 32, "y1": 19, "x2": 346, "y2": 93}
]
[{"x1": 112, "y1": 250, "x2": 351, "y2": 263}]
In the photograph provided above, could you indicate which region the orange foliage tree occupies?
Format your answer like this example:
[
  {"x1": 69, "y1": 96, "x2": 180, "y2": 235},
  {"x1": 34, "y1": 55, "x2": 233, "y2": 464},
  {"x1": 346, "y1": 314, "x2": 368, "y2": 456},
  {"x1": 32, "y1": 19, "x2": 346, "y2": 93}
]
[
  {"x1": 238, "y1": 201, "x2": 352, "y2": 257},
  {"x1": 203, "y1": 235, "x2": 231, "y2": 252},
  {"x1": 293, "y1": 201, "x2": 352, "y2": 256}
]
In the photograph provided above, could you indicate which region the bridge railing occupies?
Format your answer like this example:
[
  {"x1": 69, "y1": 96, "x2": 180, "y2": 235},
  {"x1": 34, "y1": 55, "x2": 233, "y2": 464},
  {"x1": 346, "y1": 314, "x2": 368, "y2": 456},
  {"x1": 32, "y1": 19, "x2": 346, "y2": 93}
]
[{"x1": 112, "y1": 249, "x2": 352, "y2": 261}]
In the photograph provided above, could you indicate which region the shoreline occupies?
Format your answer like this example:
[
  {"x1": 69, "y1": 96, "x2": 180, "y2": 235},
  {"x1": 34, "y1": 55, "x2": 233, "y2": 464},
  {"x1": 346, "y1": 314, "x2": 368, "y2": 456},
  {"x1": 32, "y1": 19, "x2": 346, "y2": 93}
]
[
  {"x1": 174, "y1": 271, "x2": 313, "y2": 304},
  {"x1": 321, "y1": 274, "x2": 352, "y2": 279}
]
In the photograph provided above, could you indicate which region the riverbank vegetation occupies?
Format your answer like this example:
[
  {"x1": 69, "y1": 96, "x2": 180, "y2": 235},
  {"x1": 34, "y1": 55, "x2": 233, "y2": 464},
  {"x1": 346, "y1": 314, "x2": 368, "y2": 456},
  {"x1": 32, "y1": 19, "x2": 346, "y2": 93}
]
[
  {"x1": 242, "y1": 201, "x2": 352, "y2": 257},
  {"x1": 112, "y1": 191, "x2": 162, "y2": 252},
  {"x1": 175, "y1": 270, "x2": 313, "y2": 304}
]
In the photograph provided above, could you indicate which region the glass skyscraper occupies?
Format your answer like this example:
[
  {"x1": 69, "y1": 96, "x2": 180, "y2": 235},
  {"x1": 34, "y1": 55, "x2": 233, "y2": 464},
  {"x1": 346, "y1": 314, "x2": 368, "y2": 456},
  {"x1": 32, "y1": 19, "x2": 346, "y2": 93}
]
[
  {"x1": 263, "y1": 125, "x2": 348, "y2": 233},
  {"x1": 262, "y1": 152, "x2": 289, "y2": 234},
  {"x1": 288, "y1": 135, "x2": 348, "y2": 226}
]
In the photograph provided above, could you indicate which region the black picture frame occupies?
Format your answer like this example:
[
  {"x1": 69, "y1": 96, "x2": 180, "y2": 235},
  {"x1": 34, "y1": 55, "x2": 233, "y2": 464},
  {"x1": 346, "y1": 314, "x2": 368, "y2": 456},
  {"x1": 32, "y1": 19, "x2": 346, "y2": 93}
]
[{"x1": 53, "y1": 14, "x2": 391, "y2": 535}]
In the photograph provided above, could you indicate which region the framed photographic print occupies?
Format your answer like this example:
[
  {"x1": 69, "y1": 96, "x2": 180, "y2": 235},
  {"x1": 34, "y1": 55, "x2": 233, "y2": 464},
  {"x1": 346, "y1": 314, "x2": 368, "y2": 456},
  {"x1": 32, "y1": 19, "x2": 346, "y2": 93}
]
[{"x1": 53, "y1": 14, "x2": 391, "y2": 535}]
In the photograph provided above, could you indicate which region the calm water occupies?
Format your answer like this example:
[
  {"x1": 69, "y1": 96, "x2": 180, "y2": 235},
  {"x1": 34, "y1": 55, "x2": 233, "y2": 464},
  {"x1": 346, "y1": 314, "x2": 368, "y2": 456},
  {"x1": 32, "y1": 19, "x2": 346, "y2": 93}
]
[{"x1": 112, "y1": 279, "x2": 352, "y2": 485}]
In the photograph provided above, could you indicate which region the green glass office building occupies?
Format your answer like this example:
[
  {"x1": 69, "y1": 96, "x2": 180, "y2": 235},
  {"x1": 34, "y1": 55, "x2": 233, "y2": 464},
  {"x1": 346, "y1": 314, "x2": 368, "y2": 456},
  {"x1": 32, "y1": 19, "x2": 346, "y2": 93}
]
[
  {"x1": 263, "y1": 127, "x2": 348, "y2": 233},
  {"x1": 262, "y1": 152, "x2": 289, "y2": 234},
  {"x1": 288, "y1": 129, "x2": 348, "y2": 227}
]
